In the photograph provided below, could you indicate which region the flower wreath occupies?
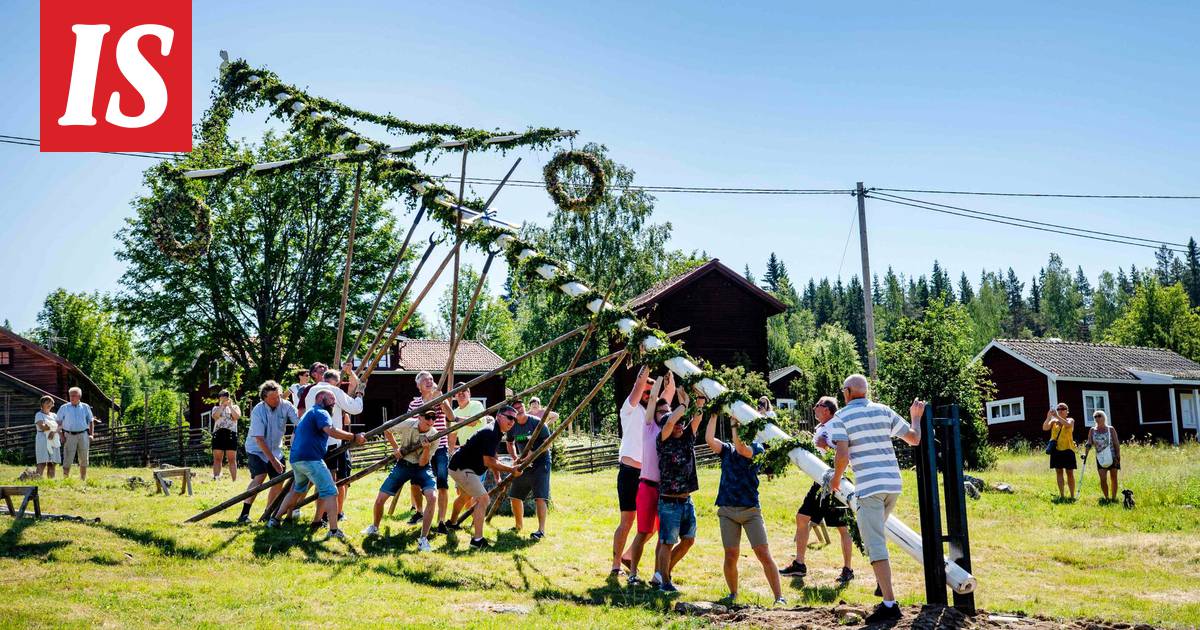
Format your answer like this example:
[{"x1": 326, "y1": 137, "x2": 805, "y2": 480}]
[
  {"x1": 543, "y1": 150, "x2": 606, "y2": 212},
  {"x1": 149, "y1": 188, "x2": 212, "y2": 263}
]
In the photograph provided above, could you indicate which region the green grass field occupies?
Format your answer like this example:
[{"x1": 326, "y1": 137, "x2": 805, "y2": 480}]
[{"x1": 1, "y1": 443, "x2": 1199, "y2": 629}]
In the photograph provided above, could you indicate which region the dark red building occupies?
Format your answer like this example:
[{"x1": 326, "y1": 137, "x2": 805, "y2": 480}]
[
  {"x1": 0, "y1": 326, "x2": 118, "y2": 431},
  {"x1": 614, "y1": 259, "x2": 787, "y2": 416},
  {"x1": 768, "y1": 366, "x2": 802, "y2": 410},
  {"x1": 976, "y1": 338, "x2": 1200, "y2": 445}
]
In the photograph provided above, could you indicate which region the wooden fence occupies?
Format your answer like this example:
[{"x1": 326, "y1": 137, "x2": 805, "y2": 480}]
[{"x1": 0, "y1": 421, "x2": 210, "y2": 468}]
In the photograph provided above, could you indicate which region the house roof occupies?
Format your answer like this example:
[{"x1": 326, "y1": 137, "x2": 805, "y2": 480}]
[
  {"x1": 0, "y1": 370, "x2": 68, "y2": 405},
  {"x1": 769, "y1": 365, "x2": 801, "y2": 383},
  {"x1": 627, "y1": 259, "x2": 788, "y2": 315},
  {"x1": 394, "y1": 339, "x2": 505, "y2": 374},
  {"x1": 0, "y1": 326, "x2": 116, "y2": 407},
  {"x1": 981, "y1": 338, "x2": 1200, "y2": 382}
]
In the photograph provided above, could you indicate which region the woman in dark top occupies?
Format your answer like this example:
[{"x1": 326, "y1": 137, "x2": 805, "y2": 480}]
[{"x1": 654, "y1": 388, "x2": 702, "y2": 593}]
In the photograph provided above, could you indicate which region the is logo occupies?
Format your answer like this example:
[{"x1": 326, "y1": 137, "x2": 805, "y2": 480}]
[{"x1": 40, "y1": 0, "x2": 192, "y2": 152}]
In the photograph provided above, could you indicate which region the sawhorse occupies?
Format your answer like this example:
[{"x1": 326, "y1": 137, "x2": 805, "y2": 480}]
[
  {"x1": 0, "y1": 486, "x2": 41, "y2": 518},
  {"x1": 154, "y1": 467, "x2": 194, "y2": 496}
]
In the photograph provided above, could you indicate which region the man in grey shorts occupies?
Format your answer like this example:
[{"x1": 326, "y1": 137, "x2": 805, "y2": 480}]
[
  {"x1": 827, "y1": 374, "x2": 923, "y2": 624},
  {"x1": 704, "y1": 405, "x2": 784, "y2": 605}
]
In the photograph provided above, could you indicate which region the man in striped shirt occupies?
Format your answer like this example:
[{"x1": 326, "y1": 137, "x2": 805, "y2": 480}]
[
  {"x1": 825, "y1": 374, "x2": 923, "y2": 624},
  {"x1": 407, "y1": 371, "x2": 457, "y2": 533}
]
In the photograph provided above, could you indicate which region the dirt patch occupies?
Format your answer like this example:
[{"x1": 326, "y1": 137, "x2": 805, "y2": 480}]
[{"x1": 685, "y1": 603, "x2": 1158, "y2": 630}]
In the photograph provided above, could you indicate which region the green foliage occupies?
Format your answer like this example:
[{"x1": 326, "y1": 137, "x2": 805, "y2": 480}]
[
  {"x1": 787, "y1": 323, "x2": 863, "y2": 411},
  {"x1": 26, "y1": 289, "x2": 135, "y2": 402},
  {"x1": 122, "y1": 390, "x2": 183, "y2": 427},
  {"x1": 1105, "y1": 278, "x2": 1200, "y2": 361},
  {"x1": 876, "y1": 301, "x2": 996, "y2": 470}
]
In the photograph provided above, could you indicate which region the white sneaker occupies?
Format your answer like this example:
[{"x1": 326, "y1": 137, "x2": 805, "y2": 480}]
[
  {"x1": 650, "y1": 572, "x2": 663, "y2": 587},
  {"x1": 324, "y1": 529, "x2": 349, "y2": 542},
  {"x1": 417, "y1": 537, "x2": 432, "y2": 552},
  {"x1": 291, "y1": 509, "x2": 301, "y2": 520},
  {"x1": 361, "y1": 524, "x2": 380, "y2": 536}
]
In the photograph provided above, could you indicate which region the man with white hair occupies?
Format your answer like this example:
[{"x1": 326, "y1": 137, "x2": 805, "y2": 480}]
[
  {"x1": 57, "y1": 387, "x2": 95, "y2": 481},
  {"x1": 826, "y1": 374, "x2": 924, "y2": 624}
]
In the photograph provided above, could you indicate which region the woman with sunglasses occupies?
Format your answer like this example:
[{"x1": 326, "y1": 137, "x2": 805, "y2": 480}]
[{"x1": 1043, "y1": 403, "x2": 1077, "y2": 500}]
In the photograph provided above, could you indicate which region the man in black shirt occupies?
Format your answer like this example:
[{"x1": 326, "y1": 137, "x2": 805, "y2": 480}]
[
  {"x1": 448, "y1": 406, "x2": 522, "y2": 549},
  {"x1": 655, "y1": 389, "x2": 702, "y2": 592}
]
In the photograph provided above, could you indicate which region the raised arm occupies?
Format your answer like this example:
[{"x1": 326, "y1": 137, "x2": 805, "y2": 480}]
[
  {"x1": 230, "y1": 404, "x2": 242, "y2": 422},
  {"x1": 659, "y1": 406, "x2": 686, "y2": 443},
  {"x1": 627, "y1": 365, "x2": 650, "y2": 408},
  {"x1": 1042, "y1": 409, "x2": 1057, "y2": 431},
  {"x1": 730, "y1": 417, "x2": 754, "y2": 458},
  {"x1": 644, "y1": 376, "x2": 664, "y2": 425},
  {"x1": 661, "y1": 372, "x2": 676, "y2": 407},
  {"x1": 897, "y1": 399, "x2": 924, "y2": 446},
  {"x1": 703, "y1": 409, "x2": 721, "y2": 453}
]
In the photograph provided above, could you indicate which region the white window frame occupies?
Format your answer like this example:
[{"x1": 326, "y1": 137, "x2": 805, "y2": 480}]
[
  {"x1": 986, "y1": 396, "x2": 1025, "y2": 425},
  {"x1": 776, "y1": 398, "x2": 797, "y2": 410},
  {"x1": 200, "y1": 410, "x2": 212, "y2": 432},
  {"x1": 1181, "y1": 391, "x2": 1198, "y2": 430},
  {"x1": 208, "y1": 361, "x2": 221, "y2": 388},
  {"x1": 1081, "y1": 390, "x2": 1110, "y2": 427}
]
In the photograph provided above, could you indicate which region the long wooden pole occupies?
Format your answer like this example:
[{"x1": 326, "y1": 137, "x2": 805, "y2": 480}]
[
  {"x1": 345, "y1": 203, "x2": 427, "y2": 364},
  {"x1": 334, "y1": 165, "x2": 362, "y2": 365},
  {"x1": 288, "y1": 349, "x2": 625, "y2": 514},
  {"x1": 186, "y1": 322, "x2": 592, "y2": 523},
  {"x1": 355, "y1": 237, "x2": 438, "y2": 381},
  {"x1": 436, "y1": 250, "x2": 497, "y2": 391},
  {"x1": 447, "y1": 150, "x2": 468, "y2": 391}
]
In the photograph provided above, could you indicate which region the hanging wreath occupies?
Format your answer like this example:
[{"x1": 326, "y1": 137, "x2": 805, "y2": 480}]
[
  {"x1": 543, "y1": 150, "x2": 606, "y2": 212},
  {"x1": 149, "y1": 188, "x2": 212, "y2": 263}
]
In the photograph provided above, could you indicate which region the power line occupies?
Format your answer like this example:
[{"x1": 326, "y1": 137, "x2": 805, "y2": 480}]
[
  {"x1": 875, "y1": 186, "x2": 1200, "y2": 200},
  {"x1": 0, "y1": 135, "x2": 176, "y2": 160},
  {"x1": 434, "y1": 175, "x2": 852, "y2": 195},
  {"x1": 835, "y1": 206, "x2": 858, "y2": 279},
  {"x1": 865, "y1": 193, "x2": 1187, "y2": 254},
  {"x1": 870, "y1": 191, "x2": 1189, "y2": 248}
]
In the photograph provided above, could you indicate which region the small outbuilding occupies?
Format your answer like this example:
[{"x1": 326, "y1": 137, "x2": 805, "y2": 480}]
[
  {"x1": 975, "y1": 338, "x2": 1200, "y2": 445},
  {"x1": 0, "y1": 326, "x2": 118, "y2": 431},
  {"x1": 768, "y1": 366, "x2": 802, "y2": 410}
]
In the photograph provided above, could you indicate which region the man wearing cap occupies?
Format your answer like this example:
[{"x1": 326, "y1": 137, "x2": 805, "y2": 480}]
[
  {"x1": 448, "y1": 405, "x2": 523, "y2": 549},
  {"x1": 57, "y1": 387, "x2": 95, "y2": 481},
  {"x1": 237, "y1": 380, "x2": 299, "y2": 524},
  {"x1": 363, "y1": 410, "x2": 440, "y2": 551},
  {"x1": 406, "y1": 371, "x2": 457, "y2": 533},
  {"x1": 826, "y1": 374, "x2": 924, "y2": 624}
]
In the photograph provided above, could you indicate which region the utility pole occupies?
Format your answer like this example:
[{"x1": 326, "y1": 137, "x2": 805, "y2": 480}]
[{"x1": 857, "y1": 182, "x2": 879, "y2": 379}]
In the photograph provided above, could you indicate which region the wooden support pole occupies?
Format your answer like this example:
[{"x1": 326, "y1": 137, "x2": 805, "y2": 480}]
[
  {"x1": 289, "y1": 349, "x2": 625, "y2": 513},
  {"x1": 355, "y1": 237, "x2": 440, "y2": 382},
  {"x1": 345, "y1": 203, "x2": 427, "y2": 364},
  {"x1": 436, "y1": 249, "x2": 498, "y2": 391},
  {"x1": 334, "y1": 164, "x2": 362, "y2": 365},
  {"x1": 186, "y1": 322, "x2": 593, "y2": 523}
]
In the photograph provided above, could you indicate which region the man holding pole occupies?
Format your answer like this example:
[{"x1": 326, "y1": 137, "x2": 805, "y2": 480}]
[
  {"x1": 407, "y1": 371, "x2": 457, "y2": 532},
  {"x1": 826, "y1": 374, "x2": 924, "y2": 623},
  {"x1": 304, "y1": 365, "x2": 364, "y2": 523},
  {"x1": 269, "y1": 389, "x2": 366, "y2": 540},
  {"x1": 448, "y1": 406, "x2": 523, "y2": 550},
  {"x1": 362, "y1": 410, "x2": 439, "y2": 551},
  {"x1": 612, "y1": 365, "x2": 656, "y2": 577},
  {"x1": 506, "y1": 399, "x2": 551, "y2": 540},
  {"x1": 655, "y1": 388, "x2": 702, "y2": 593},
  {"x1": 237, "y1": 380, "x2": 298, "y2": 524}
]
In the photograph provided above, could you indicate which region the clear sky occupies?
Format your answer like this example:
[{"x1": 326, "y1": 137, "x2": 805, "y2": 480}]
[{"x1": 3, "y1": 1, "x2": 1198, "y2": 334}]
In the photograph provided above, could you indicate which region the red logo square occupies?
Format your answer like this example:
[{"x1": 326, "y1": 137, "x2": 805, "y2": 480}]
[{"x1": 40, "y1": 0, "x2": 192, "y2": 152}]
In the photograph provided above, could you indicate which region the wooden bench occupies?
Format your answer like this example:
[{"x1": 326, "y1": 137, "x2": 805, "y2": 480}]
[
  {"x1": 153, "y1": 467, "x2": 194, "y2": 496},
  {"x1": 0, "y1": 486, "x2": 41, "y2": 519}
]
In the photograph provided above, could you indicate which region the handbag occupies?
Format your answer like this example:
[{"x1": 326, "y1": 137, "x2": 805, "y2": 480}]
[{"x1": 1044, "y1": 424, "x2": 1059, "y2": 454}]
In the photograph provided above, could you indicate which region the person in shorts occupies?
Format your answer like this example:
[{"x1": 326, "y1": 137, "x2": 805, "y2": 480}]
[
  {"x1": 655, "y1": 388, "x2": 702, "y2": 593},
  {"x1": 624, "y1": 375, "x2": 683, "y2": 586},
  {"x1": 780, "y1": 396, "x2": 854, "y2": 583},
  {"x1": 304, "y1": 364, "x2": 364, "y2": 523},
  {"x1": 269, "y1": 390, "x2": 365, "y2": 541},
  {"x1": 1085, "y1": 410, "x2": 1121, "y2": 501},
  {"x1": 210, "y1": 390, "x2": 242, "y2": 481},
  {"x1": 237, "y1": 380, "x2": 298, "y2": 523},
  {"x1": 362, "y1": 410, "x2": 440, "y2": 551},
  {"x1": 447, "y1": 407, "x2": 522, "y2": 549},
  {"x1": 406, "y1": 371, "x2": 457, "y2": 532},
  {"x1": 704, "y1": 403, "x2": 784, "y2": 605},
  {"x1": 1043, "y1": 403, "x2": 1078, "y2": 500},
  {"x1": 506, "y1": 399, "x2": 552, "y2": 539},
  {"x1": 828, "y1": 375, "x2": 924, "y2": 624},
  {"x1": 612, "y1": 365, "x2": 658, "y2": 577}
]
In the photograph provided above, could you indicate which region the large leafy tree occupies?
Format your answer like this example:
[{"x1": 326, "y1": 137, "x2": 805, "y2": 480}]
[
  {"x1": 787, "y1": 323, "x2": 863, "y2": 411},
  {"x1": 876, "y1": 300, "x2": 996, "y2": 470},
  {"x1": 26, "y1": 289, "x2": 135, "y2": 401},
  {"x1": 1105, "y1": 278, "x2": 1200, "y2": 361},
  {"x1": 116, "y1": 131, "x2": 421, "y2": 387},
  {"x1": 436, "y1": 264, "x2": 521, "y2": 360}
]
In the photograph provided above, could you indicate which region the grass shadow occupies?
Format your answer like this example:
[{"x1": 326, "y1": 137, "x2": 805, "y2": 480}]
[
  {"x1": 0, "y1": 518, "x2": 70, "y2": 560},
  {"x1": 786, "y1": 577, "x2": 848, "y2": 604},
  {"x1": 360, "y1": 526, "x2": 421, "y2": 555},
  {"x1": 532, "y1": 577, "x2": 680, "y2": 612},
  {"x1": 99, "y1": 523, "x2": 243, "y2": 560}
]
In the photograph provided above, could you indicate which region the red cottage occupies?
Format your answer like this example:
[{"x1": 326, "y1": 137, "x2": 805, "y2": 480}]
[
  {"x1": 976, "y1": 338, "x2": 1200, "y2": 445},
  {"x1": 0, "y1": 326, "x2": 118, "y2": 431}
]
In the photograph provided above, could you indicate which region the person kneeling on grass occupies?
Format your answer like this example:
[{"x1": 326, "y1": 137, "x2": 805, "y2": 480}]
[
  {"x1": 655, "y1": 389, "x2": 702, "y2": 593},
  {"x1": 780, "y1": 396, "x2": 855, "y2": 584},
  {"x1": 362, "y1": 411, "x2": 440, "y2": 551},
  {"x1": 705, "y1": 409, "x2": 785, "y2": 606},
  {"x1": 269, "y1": 390, "x2": 366, "y2": 540},
  {"x1": 447, "y1": 406, "x2": 522, "y2": 550}
]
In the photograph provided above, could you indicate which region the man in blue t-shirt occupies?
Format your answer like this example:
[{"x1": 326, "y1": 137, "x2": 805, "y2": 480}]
[
  {"x1": 269, "y1": 390, "x2": 365, "y2": 540},
  {"x1": 704, "y1": 408, "x2": 784, "y2": 605}
]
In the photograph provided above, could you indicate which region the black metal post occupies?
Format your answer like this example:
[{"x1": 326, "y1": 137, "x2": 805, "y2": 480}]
[
  {"x1": 939, "y1": 405, "x2": 976, "y2": 614},
  {"x1": 913, "y1": 403, "x2": 948, "y2": 605}
]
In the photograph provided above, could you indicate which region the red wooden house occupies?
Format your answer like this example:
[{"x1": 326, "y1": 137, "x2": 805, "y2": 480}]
[
  {"x1": 976, "y1": 338, "x2": 1200, "y2": 445},
  {"x1": 0, "y1": 326, "x2": 118, "y2": 431}
]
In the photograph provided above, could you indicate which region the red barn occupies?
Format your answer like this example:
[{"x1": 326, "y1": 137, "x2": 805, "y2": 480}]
[
  {"x1": 0, "y1": 326, "x2": 118, "y2": 432},
  {"x1": 976, "y1": 338, "x2": 1200, "y2": 445}
]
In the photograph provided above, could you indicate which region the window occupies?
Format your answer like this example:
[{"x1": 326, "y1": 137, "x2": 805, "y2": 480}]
[
  {"x1": 986, "y1": 397, "x2": 1025, "y2": 425},
  {"x1": 200, "y1": 411, "x2": 212, "y2": 432},
  {"x1": 1082, "y1": 390, "x2": 1110, "y2": 427},
  {"x1": 776, "y1": 398, "x2": 797, "y2": 410},
  {"x1": 1180, "y1": 392, "x2": 1197, "y2": 429},
  {"x1": 0, "y1": 349, "x2": 11, "y2": 367},
  {"x1": 207, "y1": 361, "x2": 221, "y2": 388}
]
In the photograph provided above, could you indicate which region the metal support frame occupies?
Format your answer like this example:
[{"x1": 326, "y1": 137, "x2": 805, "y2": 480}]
[{"x1": 913, "y1": 403, "x2": 976, "y2": 614}]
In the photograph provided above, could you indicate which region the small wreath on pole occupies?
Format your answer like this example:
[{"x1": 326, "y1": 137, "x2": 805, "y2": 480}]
[
  {"x1": 543, "y1": 150, "x2": 606, "y2": 212},
  {"x1": 149, "y1": 188, "x2": 212, "y2": 263}
]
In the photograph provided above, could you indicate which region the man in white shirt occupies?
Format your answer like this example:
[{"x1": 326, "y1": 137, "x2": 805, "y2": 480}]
[
  {"x1": 304, "y1": 363, "x2": 365, "y2": 522},
  {"x1": 57, "y1": 387, "x2": 95, "y2": 481},
  {"x1": 611, "y1": 366, "x2": 667, "y2": 577}
]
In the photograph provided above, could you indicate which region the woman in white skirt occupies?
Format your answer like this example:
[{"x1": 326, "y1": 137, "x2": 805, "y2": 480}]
[{"x1": 34, "y1": 395, "x2": 61, "y2": 477}]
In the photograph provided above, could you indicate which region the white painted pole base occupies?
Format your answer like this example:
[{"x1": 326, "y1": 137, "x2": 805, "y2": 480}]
[{"x1": 756, "y1": 424, "x2": 977, "y2": 595}]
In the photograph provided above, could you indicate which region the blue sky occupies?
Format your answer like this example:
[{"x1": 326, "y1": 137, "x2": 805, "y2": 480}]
[{"x1": 3, "y1": 1, "x2": 1198, "y2": 333}]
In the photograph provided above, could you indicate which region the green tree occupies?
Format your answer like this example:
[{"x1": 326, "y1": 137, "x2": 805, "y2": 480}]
[
  {"x1": 116, "y1": 131, "x2": 422, "y2": 387},
  {"x1": 876, "y1": 301, "x2": 996, "y2": 469},
  {"x1": 1105, "y1": 279, "x2": 1200, "y2": 361},
  {"x1": 787, "y1": 323, "x2": 863, "y2": 411},
  {"x1": 27, "y1": 289, "x2": 135, "y2": 402},
  {"x1": 1185, "y1": 238, "x2": 1200, "y2": 307},
  {"x1": 966, "y1": 271, "x2": 1008, "y2": 351},
  {"x1": 1092, "y1": 271, "x2": 1121, "y2": 339},
  {"x1": 1038, "y1": 254, "x2": 1082, "y2": 339},
  {"x1": 957, "y1": 272, "x2": 975, "y2": 305},
  {"x1": 436, "y1": 265, "x2": 521, "y2": 360}
]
